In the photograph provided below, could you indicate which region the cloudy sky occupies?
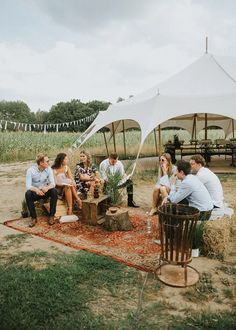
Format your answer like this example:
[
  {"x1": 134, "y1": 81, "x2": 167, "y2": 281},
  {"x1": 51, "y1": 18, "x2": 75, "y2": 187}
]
[{"x1": 0, "y1": 0, "x2": 236, "y2": 112}]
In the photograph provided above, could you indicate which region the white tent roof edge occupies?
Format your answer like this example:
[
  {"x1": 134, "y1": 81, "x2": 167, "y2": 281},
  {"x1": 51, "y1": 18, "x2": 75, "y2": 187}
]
[{"x1": 72, "y1": 52, "x2": 236, "y2": 155}]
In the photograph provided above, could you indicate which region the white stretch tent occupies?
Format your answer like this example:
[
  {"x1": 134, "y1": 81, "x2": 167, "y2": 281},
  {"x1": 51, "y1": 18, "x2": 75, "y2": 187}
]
[{"x1": 73, "y1": 53, "x2": 236, "y2": 159}]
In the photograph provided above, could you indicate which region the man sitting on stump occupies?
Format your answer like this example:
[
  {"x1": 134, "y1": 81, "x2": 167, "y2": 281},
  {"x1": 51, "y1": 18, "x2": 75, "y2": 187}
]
[
  {"x1": 25, "y1": 153, "x2": 58, "y2": 227},
  {"x1": 99, "y1": 152, "x2": 139, "y2": 207}
]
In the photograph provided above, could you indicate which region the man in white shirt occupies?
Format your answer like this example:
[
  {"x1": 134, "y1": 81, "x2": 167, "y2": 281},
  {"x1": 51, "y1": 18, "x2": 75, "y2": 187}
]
[
  {"x1": 163, "y1": 160, "x2": 213, "y2": 220},
  {"x1": 25, "y1": 153, "x2": 58, "y2": 227},
  {"x1": 99, "y1": 153, "x2": 139, "y2": 207},
  {"x1": 190, "y1": 155, "x2": 224, "y2": 208}
]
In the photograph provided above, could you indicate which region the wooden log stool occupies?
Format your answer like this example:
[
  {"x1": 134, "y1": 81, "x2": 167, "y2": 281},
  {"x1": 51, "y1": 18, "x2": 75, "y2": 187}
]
[
  {"x1": 82, "y1": 194, "x2": 109, "y2": 225},
  {"x1": 103, "y1": 207, "x2": 133, "y2": 231}
]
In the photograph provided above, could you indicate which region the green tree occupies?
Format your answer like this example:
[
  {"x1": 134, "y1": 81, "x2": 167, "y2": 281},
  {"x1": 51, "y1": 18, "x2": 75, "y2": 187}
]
[
  {"x1": 47, "y1": 99, "x2": 109, "y2": 132},
  {"x1": 86, "y1": 100, "x2": 110, "y2": 113},
  {"x1": 0, "y1": 101, "x2": 35, "y2": 123},
  {"x1": 35, "y1": 109, "x2": 49, "y2": 124}
]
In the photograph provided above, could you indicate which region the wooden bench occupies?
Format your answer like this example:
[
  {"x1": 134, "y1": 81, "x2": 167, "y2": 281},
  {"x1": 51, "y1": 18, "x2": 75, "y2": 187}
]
[
  {"x1": 81, "y1": 194, "x2": 109, "y2": 225},
  {"x1": 44, "y1": 199, "x2": 68, "y2": 218}
]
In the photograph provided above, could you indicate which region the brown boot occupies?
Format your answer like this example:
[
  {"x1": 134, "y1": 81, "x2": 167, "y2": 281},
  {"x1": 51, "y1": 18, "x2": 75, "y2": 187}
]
[
  {"x1": 29, "y1": 218, "x2": 37, "y2": 228},
  {"x1": 48, "y1": 216, "x2": 55, "y2": 225}
]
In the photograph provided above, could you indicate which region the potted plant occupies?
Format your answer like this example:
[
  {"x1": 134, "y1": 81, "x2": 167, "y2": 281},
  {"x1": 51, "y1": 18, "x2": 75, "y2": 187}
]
[
  {"x1": 105, "y1": 171, "x2": 124, "y2": 207},
  {"x1": 192, "y1": 222, "x2": 205, "y2": 257}
]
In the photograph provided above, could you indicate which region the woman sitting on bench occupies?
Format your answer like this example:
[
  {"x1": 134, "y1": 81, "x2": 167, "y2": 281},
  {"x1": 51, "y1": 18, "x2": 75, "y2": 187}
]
[{"x1": 52, "y1": 153, "x2": 82, "y2": 215}]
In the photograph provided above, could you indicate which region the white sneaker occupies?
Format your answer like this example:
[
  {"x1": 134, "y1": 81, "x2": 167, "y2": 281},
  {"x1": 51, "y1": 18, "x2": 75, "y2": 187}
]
[{"x1": 149, "y1": 207, "x2": 158, "y2": 216}]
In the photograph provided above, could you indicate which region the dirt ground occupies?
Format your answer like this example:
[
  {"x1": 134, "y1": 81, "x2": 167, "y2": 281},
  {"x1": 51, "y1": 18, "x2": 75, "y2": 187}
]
[{"x1": 0, "y1": 160, "x2": 235, "y2": 317}]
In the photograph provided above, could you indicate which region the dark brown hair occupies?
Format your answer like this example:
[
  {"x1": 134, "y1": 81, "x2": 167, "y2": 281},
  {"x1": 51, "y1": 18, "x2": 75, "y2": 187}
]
[
  {"x1": 109, "y1": 152, "x2": 118, "y2": 160},
  {"x1": 176, "y1": 160, "x2": 191, "y2": 175},
  {"x1": 51, "y1": 153, "x2": 67, "y2": 169}
]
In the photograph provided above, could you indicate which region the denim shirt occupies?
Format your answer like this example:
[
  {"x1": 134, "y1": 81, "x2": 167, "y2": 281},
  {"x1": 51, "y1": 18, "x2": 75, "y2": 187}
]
[{"x1": 26, "y1": 164, "x2": 55, "y2": 191}]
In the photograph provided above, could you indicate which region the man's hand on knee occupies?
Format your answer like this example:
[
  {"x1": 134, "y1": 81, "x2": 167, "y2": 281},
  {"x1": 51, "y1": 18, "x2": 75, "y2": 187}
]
[{"x1": 36, "y1": 189, "x2": 45, "y2": 196}]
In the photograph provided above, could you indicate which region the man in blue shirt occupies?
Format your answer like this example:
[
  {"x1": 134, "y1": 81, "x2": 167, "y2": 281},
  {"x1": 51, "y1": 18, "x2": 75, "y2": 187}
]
[
  {"x1": 164, "y1": 160, "x2": 213, "y2": 221},
  {"x1": 25, "y1": 153, "x2": 58, "y2": 227}
]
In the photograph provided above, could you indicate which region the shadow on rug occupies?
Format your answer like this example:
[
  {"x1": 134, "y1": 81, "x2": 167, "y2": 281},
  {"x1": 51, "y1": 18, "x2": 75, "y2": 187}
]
[{"x1": 4, "y1": 208, "x2": 161, "y2": 272}]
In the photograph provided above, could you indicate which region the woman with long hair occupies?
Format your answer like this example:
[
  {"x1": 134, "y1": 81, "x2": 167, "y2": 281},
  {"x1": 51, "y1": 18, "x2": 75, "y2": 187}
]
[
  {"x1": 149, "y1": 153, "x2": 177, "y2": 215},
  {"x1": 74, "y1": 150, "x2": 101, "y2": 196},
  {"x1": 52, "y1": 153, "x2": 82, "y2": 215}
]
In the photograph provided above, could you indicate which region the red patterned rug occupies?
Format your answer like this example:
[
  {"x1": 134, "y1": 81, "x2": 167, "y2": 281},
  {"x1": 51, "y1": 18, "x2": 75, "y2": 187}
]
[{"x1": 4, "y1": 208, "x2": 161, "y2": 272}]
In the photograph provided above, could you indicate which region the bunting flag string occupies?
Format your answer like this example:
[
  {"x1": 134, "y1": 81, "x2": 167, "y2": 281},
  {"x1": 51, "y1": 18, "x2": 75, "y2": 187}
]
[{"x1": 0, "y1": 112, "x2": 98, "y2": 132}]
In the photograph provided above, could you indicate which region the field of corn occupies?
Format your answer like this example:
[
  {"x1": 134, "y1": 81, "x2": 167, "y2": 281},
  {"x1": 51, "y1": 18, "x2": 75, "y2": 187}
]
[{"x1": 0, "y1": 129, "x2": 226, "y2": 163}]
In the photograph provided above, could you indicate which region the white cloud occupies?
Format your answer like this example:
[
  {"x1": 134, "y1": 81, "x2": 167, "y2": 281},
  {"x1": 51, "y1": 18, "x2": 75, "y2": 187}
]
[{"x1": 0, "y1": 0, "x2": 235, "y2": 111}]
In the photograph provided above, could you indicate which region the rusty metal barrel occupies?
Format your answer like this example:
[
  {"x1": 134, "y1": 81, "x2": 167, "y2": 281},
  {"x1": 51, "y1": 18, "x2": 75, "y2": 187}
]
[{"x1": 158, "y1": 203, "x2": 200, "y2": 266}]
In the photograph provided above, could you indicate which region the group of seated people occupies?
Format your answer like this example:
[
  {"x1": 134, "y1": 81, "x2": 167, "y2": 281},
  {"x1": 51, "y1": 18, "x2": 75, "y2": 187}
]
[
  {"x1": 149, "y1": 153, "x2": 224, "y2": 221},
  {"x1": 25, "y1": 149, "x2": 224, "y2": 228},
  {"x1": 25, "y1": 151, "x2": 138, "y2": 227}
]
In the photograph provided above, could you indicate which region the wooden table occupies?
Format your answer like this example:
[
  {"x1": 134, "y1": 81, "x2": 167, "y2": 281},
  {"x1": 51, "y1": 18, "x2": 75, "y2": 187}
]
[{"x1": 81, "y1": 194, "x2": 109, "y2": 225}]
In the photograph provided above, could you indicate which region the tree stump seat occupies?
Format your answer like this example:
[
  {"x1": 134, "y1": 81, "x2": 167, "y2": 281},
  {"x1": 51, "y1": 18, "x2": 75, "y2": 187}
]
[{"x1": 103, "y1": 207, "x2": 133, "y2": 231}]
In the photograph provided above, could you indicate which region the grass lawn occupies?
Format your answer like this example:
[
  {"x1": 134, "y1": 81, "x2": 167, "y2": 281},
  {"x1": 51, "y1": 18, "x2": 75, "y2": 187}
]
[{"x1": 0, "y1": 241, "x2": 235, "y2": 329}]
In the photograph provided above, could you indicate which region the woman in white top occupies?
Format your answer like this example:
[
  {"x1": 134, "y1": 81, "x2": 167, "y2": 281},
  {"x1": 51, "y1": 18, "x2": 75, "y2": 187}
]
[
  {"x1": 52, "y1": 153, "x2": 82, "y2": 215},
  {"x1": 149, "y1": 153, "x2": 177, "y2": 215}
]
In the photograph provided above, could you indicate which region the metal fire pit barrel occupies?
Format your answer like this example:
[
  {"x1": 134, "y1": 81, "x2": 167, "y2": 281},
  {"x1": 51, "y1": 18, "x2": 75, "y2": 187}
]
[{"x1": 157, "y1": 203, "x2": 200, "y2": 287}]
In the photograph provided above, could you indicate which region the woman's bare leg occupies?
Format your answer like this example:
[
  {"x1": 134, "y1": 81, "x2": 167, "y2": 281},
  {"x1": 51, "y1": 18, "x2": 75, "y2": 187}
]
[
  {"x1": 160, "y1": 186, "x2": 169, "y2": 199},
  {"x1": 71, "y1": 186, "x2": 82, "y2": 208},
  {"x1": 149, "y1": 187, "x2": 160, "y2": 216},
  {"x1": 152, "y1": 187, "x2": 160, "y2": 208},
  {"x1": 64, "y1": 186, "x2": 73, "y2": 214}
]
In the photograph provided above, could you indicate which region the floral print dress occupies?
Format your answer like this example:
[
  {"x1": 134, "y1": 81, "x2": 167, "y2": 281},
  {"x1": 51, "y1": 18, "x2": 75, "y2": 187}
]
[{"x1": 74, "y1": 162, "x2": 97, "y2": 194}]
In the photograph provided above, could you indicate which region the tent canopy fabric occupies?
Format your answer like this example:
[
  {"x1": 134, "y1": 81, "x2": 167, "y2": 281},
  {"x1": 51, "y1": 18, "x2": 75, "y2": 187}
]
[{"x1": 73, "y1": 53, "x2": 236, "y2": 151}]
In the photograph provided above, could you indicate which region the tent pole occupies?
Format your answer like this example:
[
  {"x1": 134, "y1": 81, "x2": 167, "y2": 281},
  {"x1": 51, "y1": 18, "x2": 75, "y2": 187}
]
[
  {"x1": 158, "y1": 125, "x2": 161, "y2": 156},
  {"x1": 191, "y1": 114, "x2": 196, "y2": 139},
  {"x1": 232, "y1": 119, "x2": 235, "y2": 138},
  {"x1": 153, "y1": 128, "x2": 158, "y2": 157},
  {"x1": 122, "y1": 120, "x2": 127, "y2": 158},
  {"x1": 103, "y1": 131, "x2": 109, "y2": 156},
  {"x1": 204, "y1": 113, "x2": 208, "y2": 139},
  {"x1": 112, "y1": 122, "x2": 117, "y2": 152}
]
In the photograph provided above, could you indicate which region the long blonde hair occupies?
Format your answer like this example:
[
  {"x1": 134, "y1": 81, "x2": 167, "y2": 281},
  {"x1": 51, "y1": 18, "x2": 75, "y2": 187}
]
[
  {"x1": 157, "y1": 153, "x2": 173, "y2": 181},
  {"x1": 80, "y1": 150, "x2": 91, "y2": 166}
]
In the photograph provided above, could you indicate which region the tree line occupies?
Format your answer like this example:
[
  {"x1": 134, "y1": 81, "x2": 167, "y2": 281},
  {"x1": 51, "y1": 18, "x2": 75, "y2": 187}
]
[{"x1": 0, "y1": 99, "x2": 110, "y2": 132}]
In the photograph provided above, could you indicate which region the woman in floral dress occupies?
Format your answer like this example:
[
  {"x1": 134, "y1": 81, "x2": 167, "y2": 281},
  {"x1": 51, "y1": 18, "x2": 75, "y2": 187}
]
[{"x1": 74, "y1": 150, "x2": 101, "y2": 197}]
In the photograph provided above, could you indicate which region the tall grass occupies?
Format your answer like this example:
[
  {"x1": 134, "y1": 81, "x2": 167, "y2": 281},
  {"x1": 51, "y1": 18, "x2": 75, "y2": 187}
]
[{"x1": 0, "y1": 128, "x2": 226, "y2": 163}]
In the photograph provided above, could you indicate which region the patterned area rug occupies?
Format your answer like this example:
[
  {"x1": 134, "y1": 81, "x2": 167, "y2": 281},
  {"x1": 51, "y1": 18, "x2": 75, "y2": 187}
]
[{"x1": 4, "y1": 208, "x2": 161, "y2": 272}]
